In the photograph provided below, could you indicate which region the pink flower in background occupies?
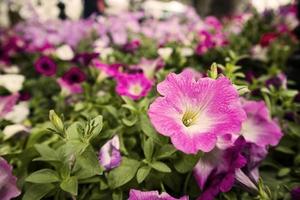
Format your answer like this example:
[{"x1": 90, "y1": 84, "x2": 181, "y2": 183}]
[
  {"x1": 34, "y1": 56, "x2": 57, "y2": 76},
  {"x1": 148, "y1": 70, "x2": 246, "y2": 154},
  {"x1": 193, "y1": 137, "x2": 247, "y2": 200},
  {"x1": 0, "y1": 157, "x2": 21, "y2": 200},
  {"x1": 93, "y1": 60, "x2": 122, "y2": 78},
  {"x1": 130, "y1": 58, "x2": 164, "y2": 79},
  {"x1": 98, "y1": 135, "x2": 121, "y2": 170},
  {"x1": 240, "y1": 99, "x2": 283, "y2": 148},
  {"x1": 116, "y1": 73, "x2": 152, "y2": 100},
  {"x1": 0, "y1": 94, "x2": 19, "y2": 118},
  {"x1": 259, "y1": 32, "x2": 278, "y2": 47},
  {"x1": 129, "y1": 189, "x2": 189, "y2": 200},
  {"x1": 57, "y1": 67, "x2": 86, "y2": 94}
]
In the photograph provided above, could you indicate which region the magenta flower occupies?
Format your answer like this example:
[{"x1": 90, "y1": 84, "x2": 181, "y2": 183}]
[
  {"x1": 129, "y1": 189, "x2": 188, "y2": 200},
  {"x1": 98, "y1": 135, "x2": 121, "y2": 170},
  {"x1": 193, "y1": 137, "x2": 247, "y2": 200},
  {"x1": 148, "y1": 70, "x2": 246, "y2": 154},
  {"x1": 0, "y1": 157, "x2": 21, "y2": 200},
  {"x1": 0, "y1": 94, "x2": 19, "y2": 118},
  {"x1": 123, "y1": 39, "x2": 141, "y2": 53},
  {"x1": 34, "y1": 56, "x2": 57, "y2": 76},
  {"x1": 73, "y1": 52, "x2": 99, "y2": 66},
  {"x1": 240, "y1": 99, "x2": 283, "y2": 148},
  {"x1": 62, "y1": 67, "x2": 86, "y2": 85},
  {"x1": 116, "y1": 73, "x2": 152, "y2": 100},
  {"x1": 57, "y1": 67, "x2": 86, "y2": 94},
  {"x1": 291, "y1": 187, "x2": 300, "y2": 200}
]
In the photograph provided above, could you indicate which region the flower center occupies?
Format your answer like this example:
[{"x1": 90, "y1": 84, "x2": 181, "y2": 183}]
[
  {"x1": 182, "y1": 109, "x2": 199, "y2": 127},
  {"x1": 129, "y1": 83, "x2": 142, "y2": 96}
]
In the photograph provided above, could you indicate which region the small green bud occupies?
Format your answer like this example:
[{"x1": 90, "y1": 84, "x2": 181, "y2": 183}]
[{"x1": 49, "y1": 110, "x2": 64, "y2": 133}]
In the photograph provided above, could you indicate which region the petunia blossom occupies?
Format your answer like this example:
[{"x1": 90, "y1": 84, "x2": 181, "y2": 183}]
[
  {"x1": 116, "y1": 73, "x2": 152, "y2": 100},
  {"x1": 0, "y1": 157, "x2": 21, "y2": 200},
  {"x1": 98, "y1": 135, "x2": 121, "y2": 170},
  {"x1": 193, "y1": 137, "x2": 247, "y2": 200},
  {"x1": 240, "y1": 99, "x2": 283, "y2": 148},
  {"x1": 34, "y1": 56, "x2": 57, "y2": 76},
  {"x1": 148, "y1": 70, "x2": 246, "y2": 154},
  {"x1": 129, "y1": 189, "x2": 188, "y2": 200},
  {"x1": 57, "y1": 67, "x2": 86, "y2": 95},
  {"x1": 93, "y1": 60, "x2": 122, "y2": 78}
]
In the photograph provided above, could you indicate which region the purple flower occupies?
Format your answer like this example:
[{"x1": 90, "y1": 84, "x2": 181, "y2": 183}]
[
  {"x1": 122, "y1": 39, "x2": 141, "y2": 53},
  {"x1": 116, "y1": 73, "x2": 152, "y2": 100},
  {"x1": 0, "y1": 94, "x2": 19, "y2": 118},
  {"x1": 291, "y1": 187, "x2": 300, "y2": 200},
  {"x1": 73, "y1": 52, "x2": 99, "y2": 66},
  {"x1": 266, "y1": 73, "x2": 287, "y2": 89},
  {"x1": 240, "y1": 99, "x2": 283, "y2": 148},
  {"x1": 129, "y1": 189, "x2": 188, "y2": 200},
  {"x1": 34, "y1": 56, "x2": 57, "y2": 76},
  {"x1": 193, "y1": 137, "x2": 247, "y2": 200},
  {"x1": 148, "y1": 70, "x2": 246, "y2": 154},
  {"x1": 62, "y1": 67, "x2": 86, "y2": 85},
  {"x1": 0, "y1": 157, "x2": 21, "y2": 200},
  {"x1": 98, "y1": 135, "x2": 121, "y2": 170},
  {"x1": 57, "y1": 67, "x2": 86, "y2": 95}
]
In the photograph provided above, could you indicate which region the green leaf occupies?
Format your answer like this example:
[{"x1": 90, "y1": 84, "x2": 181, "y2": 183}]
[
  {"x1": 139, "y1": 114, "x2": 167, "y2": 144},
  {"x1": 277, "y1": 168, "x2": 290, "y2": 177},
  {"x1": 87, "y1": 115, "x2": 103, "y2": 139},
  {"x1": 26, "y1": 169, "x2": 60, "y2": 183},
  {"x1": 22, "y1": 183, "x2": 55, "y2": 200},
  {"x1": 150, "y1": 161, "x2": 171, "y2": 173},
  {"x1": 136, "y1": 166, "x2": 151, "y2": 183},
  {"x1": 143, "y1": 138, "x2": 154, "y2": 161},
  {"x1": 112, "y1": 190, "x2": 123, "y2": 200},
  {"x1": 34, "y1": 144, "x2": 59, "y2": 161},
  {"x1": 107, "y1": 157, "x2": 140, "y2": 189},
  {"x1": 174, "y1": 152, "x2": 202, "y2": 173},
  {"x1": 66, "y1": 122, "x2": 83, "y2": 140},
  {"x1": 155, "y1": 144, "x2": 177, "y2": 160},
  {"x1": 60, "y1": 176, "x2": 78, "y2": 196},
  {"x1": 76, "y1": 146, "x2": 103, "y2": 179}
]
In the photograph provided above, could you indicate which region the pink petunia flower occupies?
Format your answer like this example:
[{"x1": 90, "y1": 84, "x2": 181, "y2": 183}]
[
  {"x1": 129, "y1": 189, "x2": 188, "y2": 200},
  {"x1": 116, "y1": 73, "x2": 152, "y2": 100},
  {"x1": 98, "y1": 135, "x2": 121, "y2": 170},
  {"x1": 130, "y1": 58, "x2": 164, "y2": 79},
  {"x1": 0, "y1": 157, "x2": 21, "y2": 200},
  {"x1": 93, "y1": 60, "x2": 122, "y2": 78},
  {"x1": 240, "y1": 99, "x2": 283, "y2": 148},
  {"x1": 148, "y1": 70, "x2": 246, "y2": 154}
]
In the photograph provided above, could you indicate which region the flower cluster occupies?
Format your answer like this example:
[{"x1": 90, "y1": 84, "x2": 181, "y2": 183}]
[{"x1": 0, "y1": 3, "x2": 299, "y2": 200}]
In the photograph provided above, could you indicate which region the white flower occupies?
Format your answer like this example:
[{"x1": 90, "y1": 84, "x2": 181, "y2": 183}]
[
  {"x1": 0, "y1": 74, "x2": 24, "y2": 93},
  {"x1": 180, "y1": 47, "x2": 194, "y2": 57},
  {"x1": 3, "y1": 124, "x2": 28, "y2": 140},
  {"x1": 55, "y1": 45, "x2": 74, "y2": 61},
  {"x1": 1, "y1": 65, "x2": 20, "y2": 74},
  {"x1": 158, "y1": 47, "x2": 173, "y2": 61},
  {"x1": 4, "y1": 102, "x2": 29, "y2": 124}
]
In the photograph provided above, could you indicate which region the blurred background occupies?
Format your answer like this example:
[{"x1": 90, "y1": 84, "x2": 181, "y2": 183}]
[{"x1": 0, "y1": 0, "x2": 294, "y2": 27}]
